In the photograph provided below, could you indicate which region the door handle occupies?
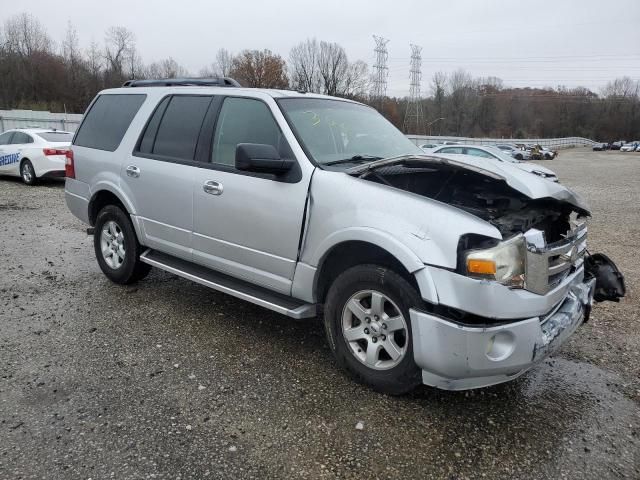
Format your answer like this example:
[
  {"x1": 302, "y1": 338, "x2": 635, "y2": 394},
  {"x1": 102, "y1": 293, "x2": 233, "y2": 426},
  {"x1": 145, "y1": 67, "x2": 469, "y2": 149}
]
[
  {"x1": 203, "y1": 180, "x2": 223, "y2": 195},
  {"x1": 126, "y1": 165, "x2": 140, "y2": 178}
]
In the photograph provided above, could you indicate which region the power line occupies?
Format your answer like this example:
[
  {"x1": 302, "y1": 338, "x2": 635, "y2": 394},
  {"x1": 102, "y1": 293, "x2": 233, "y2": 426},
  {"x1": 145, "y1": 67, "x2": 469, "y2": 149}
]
[
  {"x1": 403, "y1": 44, "x2": 424, "y2": 135},
  {"x1": 370, "y1": 35, "x2": 389, "y2": 111}
]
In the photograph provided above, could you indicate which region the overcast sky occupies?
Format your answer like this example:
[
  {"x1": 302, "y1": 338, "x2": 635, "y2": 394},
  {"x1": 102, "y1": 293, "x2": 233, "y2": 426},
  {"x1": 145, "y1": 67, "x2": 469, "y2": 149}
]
[{"x1": 4, "y1": 0, "x2": 639, "y2": 96}]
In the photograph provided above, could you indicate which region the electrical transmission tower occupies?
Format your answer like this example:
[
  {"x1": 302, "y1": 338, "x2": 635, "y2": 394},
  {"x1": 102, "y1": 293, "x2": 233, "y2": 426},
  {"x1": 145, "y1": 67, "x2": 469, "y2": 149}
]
[
  {"x1": 370, "y1": 35, "x2": 389, "y2": 112},
  {"x1": 403, "y1": 44, "x2": 425, "y2": 135}
]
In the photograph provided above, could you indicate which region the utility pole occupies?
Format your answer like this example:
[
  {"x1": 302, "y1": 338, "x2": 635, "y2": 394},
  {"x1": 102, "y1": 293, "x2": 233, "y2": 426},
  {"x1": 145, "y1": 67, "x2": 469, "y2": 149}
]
[
  {"x1": 370, "y1": 35, "x2": 389, "y2": 113},
  {"x1": 403, "y1": 44, "x2": 425, "y2": 135}
]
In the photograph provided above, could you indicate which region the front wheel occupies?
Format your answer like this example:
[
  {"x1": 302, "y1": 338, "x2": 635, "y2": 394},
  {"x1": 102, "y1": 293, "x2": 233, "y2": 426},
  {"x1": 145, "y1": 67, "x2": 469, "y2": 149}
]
[
  {"x1": 323, "y1": 265, "x2": 423, "y2": 395},
  {"x1": 94, "y1": 205, "x2": 151, "y2": 284}
]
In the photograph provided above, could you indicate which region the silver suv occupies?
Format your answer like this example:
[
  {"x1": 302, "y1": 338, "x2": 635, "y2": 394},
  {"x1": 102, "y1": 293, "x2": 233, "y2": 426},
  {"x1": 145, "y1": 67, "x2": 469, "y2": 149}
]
[{"x1": 65, "y1": 78, "x2": 624, "y2": 394}]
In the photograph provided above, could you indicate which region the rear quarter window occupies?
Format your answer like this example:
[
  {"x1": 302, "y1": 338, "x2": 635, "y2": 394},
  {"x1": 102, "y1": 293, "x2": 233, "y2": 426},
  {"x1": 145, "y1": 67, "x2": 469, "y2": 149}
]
[{"x1": 74, "y1": 94, "x2": 146, "y2": 151}]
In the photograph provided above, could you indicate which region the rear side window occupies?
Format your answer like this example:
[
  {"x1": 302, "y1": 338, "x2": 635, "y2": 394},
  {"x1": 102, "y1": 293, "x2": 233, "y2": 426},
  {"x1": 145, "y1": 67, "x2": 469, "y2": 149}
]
[
  {"x1": 440, "y1": 147, "x2": 463, "y2": 154},
  {"x1": 137, "y1": 95, "x2": 212, "y2": 161},
  {"x1": 465, "y1": 148, "x2": 495, "y2": 159},
  {"x1": 10, "y1": 132, "x2": 33, "y2": 144},
  {"x1": 74, "y1": 94, "x2": 146, "y2": 151}
]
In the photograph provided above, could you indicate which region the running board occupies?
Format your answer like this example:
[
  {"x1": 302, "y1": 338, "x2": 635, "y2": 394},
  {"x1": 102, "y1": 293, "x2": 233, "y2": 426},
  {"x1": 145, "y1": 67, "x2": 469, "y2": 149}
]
[{"x1": 140, "y1": 250, "x2": 317, "y2": 319}]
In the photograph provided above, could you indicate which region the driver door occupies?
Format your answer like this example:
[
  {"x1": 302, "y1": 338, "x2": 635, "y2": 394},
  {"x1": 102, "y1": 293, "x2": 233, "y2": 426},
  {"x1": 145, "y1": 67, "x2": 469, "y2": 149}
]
[{"x1": 192, "y1": 96, "x2": 312, "y2": 295}]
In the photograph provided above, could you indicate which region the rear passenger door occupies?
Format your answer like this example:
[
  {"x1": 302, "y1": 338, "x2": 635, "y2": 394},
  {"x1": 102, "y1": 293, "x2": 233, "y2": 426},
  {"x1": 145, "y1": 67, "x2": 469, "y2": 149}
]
[
  {"x1": 124, "y1": 94, "x2": 215, "y2": 260},
  {"x1": 191, "y1": 96, "x2": 311, "y2": 295}
]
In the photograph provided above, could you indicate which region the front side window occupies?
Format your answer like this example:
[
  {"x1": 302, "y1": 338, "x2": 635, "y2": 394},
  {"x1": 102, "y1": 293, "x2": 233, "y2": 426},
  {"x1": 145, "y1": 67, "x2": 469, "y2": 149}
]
[
  {"x1": 278, "y1": 98, "x2": 422, "y2": 166},
  {"x1": 0, "y1": 132, "x2": 14, "y2": 145},
  {"x1": 74, "y1": 94, "x2": 146, "y2": 151},
  {"x1": 212, "y1": 97, "x2": 291, "y2": 166}
]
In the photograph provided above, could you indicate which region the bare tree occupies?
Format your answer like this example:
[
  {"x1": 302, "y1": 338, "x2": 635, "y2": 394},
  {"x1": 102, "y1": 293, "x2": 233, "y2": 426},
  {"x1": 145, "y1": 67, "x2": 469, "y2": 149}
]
[
  {"x1": 289, "y1": 39, "x2": 321, "y2": 92},
  {"x1": 3, "y1": 13, "x2": 52, "y2": 56},
  {"x1": 229, "y1": 49, "x2": 288, "y2": 89},
  {"x1": 216, "y1": 48, "x2": 233, "y2": 77},
  {"x1": 317, "y1": 41, "x2": 348, "y2": 96},
  {"x1": 104, "y1": 26, "x2": 135, "y2": 81},
  {"x1": 146, "y1": 57, "x2": 189, "y2": 78},
  {"x1": 200, "y1": 48, "x2": 234, "y2": 78},
  {"x1": 341, "y1": 60, "x2": 369, "y2": 97}
]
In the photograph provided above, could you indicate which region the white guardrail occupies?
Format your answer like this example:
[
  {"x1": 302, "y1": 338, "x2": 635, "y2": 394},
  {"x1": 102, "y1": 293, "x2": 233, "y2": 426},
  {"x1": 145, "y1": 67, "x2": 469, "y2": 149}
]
[
  {"x1": 0, "y1": 109, "x2": 83, "y2": 133},
  {"x1": 407, "y1": 135, "x2": 597, "y2": 149}
]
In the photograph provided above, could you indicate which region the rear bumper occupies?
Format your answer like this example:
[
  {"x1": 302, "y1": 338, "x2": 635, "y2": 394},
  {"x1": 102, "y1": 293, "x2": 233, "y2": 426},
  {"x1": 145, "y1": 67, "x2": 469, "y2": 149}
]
[
  {"x1": 410, "y1": 278, "x2": 596, "y2": 390},
  {"x1": 34, "y1": 155, "x2": 66, "y2": 177},
  {"x1": 65, "y1": 178, "x2": 90, "y2": 224}
]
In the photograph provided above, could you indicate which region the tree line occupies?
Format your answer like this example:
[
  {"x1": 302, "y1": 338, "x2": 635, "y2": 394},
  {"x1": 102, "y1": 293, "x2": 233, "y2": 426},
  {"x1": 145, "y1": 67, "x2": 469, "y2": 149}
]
[{"x1": 0, "y1": 13, "x2": 638, "y2": 141}]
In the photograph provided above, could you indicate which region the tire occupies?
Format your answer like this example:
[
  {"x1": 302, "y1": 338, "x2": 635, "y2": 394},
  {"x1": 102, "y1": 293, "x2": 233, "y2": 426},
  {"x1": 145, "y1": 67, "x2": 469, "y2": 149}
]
[
  {"x1": 93, "y1": 205, "x2": 151, "y2": 284},
  {"x1": 21, "y1": 160, "x2": 37, "y2": 185},
  {"x1": 515, "y1": 154, "x2": 523, "y2": 160},
  {"x1": 544, "y1": 153, "x2": 551, "y2": 160},
  {"x1": 323, "y1": 264, "x2": 423, "y2": 395}
]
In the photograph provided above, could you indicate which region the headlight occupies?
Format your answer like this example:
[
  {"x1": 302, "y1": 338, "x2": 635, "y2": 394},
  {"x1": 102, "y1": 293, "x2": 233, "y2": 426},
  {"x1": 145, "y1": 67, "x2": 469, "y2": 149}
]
[{"x1": 464, "y1": 235, "x2": 525, "y2": 288}]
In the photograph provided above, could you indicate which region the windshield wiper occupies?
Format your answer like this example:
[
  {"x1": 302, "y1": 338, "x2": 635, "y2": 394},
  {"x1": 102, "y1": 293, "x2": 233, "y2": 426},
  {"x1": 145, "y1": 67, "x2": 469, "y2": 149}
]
[{"x1": 323, "y1": 154, "x2": 383, "y2": 166}]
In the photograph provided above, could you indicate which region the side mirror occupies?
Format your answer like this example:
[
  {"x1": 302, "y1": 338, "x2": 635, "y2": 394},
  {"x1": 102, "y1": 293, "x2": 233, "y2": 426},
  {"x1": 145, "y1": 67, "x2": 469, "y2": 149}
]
[{"x1": 235, "y1": 143, "x2": 294, "y2": 175}]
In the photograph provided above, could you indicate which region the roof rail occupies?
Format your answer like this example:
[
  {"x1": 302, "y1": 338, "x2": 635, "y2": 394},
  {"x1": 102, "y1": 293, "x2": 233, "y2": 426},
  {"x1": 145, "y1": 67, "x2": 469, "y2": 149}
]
[{"x1": 122, "y1": 77, "x2": 242, "y2": 88}]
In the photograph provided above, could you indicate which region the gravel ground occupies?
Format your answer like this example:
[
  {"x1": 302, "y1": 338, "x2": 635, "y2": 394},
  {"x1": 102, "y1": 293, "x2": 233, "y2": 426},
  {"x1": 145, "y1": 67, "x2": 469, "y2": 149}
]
[{"x1": 0, "y1": 148, "x2": 638, "y2": 479}]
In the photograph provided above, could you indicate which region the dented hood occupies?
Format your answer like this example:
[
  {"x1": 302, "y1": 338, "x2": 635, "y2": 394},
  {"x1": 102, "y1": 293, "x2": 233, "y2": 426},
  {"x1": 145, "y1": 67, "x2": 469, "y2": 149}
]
[{"x1": 347, "y1": 154, "x2": 590, "y2": 214}]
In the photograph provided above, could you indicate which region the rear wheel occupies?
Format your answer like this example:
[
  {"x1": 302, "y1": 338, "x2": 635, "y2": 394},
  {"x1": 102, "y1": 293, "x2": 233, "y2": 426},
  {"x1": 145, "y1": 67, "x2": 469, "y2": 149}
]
[
  {"x1": 515, "y1": 153, "x2": 523, "y2": 160},
  {"x1": 94, "y1": 205, "x2": 151, "y2": 284},
  {"x1": 323, "y1": 264, "x2": 423, "y2": 395},
  {"x1": 21, "y1": 160, "x2": 37, "y2": 185}
]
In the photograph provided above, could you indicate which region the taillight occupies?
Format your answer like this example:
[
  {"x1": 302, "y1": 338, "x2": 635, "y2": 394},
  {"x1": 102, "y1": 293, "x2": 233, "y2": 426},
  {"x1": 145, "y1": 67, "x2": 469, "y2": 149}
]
[
  {"x1": 43, "y1": 148, "x2": 68, "y2": 156},
  {"x1": 65, "y1": 150, "x2": 75, "y2": 178}
]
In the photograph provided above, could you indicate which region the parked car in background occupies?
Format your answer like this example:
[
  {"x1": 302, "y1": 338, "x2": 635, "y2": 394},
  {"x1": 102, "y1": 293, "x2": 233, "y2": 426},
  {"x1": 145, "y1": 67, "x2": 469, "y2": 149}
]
[
  {"x1": 636, "y1": 144, "x2": 640, "y2": 152},
  {"x1": 592, "y1": 143, "x2": 608, "y2": 151},
  {"x1": 419, "y1": 143, "x2": 441, "y2": 151},
  {"x1": 496, "y1": 144, "x2": 531, "y2": 160},
  {"x1": 429, "y1": 144, "x2": 559, "y2": 182},
  {"x1": 610, "y1": 141, "x2": 624, "y2": 150},
  {"x1": 620, "y1": 142, "x2": 639, "y2": 152},
  {"x1": 527, "y1": 144, "x2": 557, "y2": 160},
  {"x1": 0, "y1": 128, "x2": 73, "y2": 185}
]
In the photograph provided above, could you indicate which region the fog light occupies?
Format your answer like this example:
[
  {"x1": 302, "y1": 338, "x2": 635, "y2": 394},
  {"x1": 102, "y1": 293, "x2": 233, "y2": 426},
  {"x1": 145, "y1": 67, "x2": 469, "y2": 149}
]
[{"x1": 486, "y1": 331, "x2": 516, "y2": 361}]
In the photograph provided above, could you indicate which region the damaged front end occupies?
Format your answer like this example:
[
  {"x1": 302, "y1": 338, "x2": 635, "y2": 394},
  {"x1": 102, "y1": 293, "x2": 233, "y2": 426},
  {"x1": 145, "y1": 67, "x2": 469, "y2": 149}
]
[{"x1": 348, "y1": 154, "x2": 625, "y2": 390}]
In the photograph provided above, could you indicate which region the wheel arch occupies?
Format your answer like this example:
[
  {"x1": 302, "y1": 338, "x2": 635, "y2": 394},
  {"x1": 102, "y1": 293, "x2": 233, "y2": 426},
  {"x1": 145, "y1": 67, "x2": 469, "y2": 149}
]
[
  {"x1": 88, "y1": 186, "x2": 133, "y2": 226},
  {"x1": 311, "y1": 238, "x2": 433, "y2": 305}
]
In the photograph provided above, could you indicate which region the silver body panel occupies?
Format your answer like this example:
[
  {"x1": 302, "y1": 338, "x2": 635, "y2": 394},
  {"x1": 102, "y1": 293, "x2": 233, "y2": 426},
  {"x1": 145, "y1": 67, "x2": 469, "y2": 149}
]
[
  {"x1": 411, "y1": 277, "x2": 595, "y2": 390},
  {"x1": 65, "y1": 85, "x2": 597, "y2": 390}
]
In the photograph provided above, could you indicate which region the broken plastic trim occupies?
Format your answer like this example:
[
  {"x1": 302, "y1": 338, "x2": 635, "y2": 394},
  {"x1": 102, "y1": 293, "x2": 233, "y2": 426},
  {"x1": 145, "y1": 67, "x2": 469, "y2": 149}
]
[{"x1": 584, "y1": 253, "x2": 626, "y2": 303}]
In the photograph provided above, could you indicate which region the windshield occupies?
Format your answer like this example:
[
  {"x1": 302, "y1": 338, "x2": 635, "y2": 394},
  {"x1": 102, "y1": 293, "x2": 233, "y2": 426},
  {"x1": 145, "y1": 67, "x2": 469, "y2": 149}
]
[{"x1": 278, "y1": 98, "x2": 423, "y2": 165}]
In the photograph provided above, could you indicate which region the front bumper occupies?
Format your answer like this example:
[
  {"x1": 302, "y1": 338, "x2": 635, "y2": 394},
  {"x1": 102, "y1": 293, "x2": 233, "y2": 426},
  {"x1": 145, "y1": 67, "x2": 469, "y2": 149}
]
[{"x1": 410, "y1": 277, "x2": 596, "y2": 390}]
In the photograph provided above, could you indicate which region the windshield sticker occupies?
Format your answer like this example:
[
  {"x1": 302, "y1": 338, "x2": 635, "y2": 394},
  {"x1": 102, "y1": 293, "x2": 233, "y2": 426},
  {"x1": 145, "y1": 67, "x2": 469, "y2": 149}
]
[{"x1": 0, "y1": 152, "x2": 19, "y2": 166}]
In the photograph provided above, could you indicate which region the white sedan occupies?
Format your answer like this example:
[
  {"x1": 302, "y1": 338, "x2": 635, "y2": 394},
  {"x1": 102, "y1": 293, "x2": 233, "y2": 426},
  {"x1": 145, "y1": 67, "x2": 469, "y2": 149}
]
[
  {"x1": 0, "y1": 128, "x2": 73, "y2": 185},
  {"x1": 429, "y1": 144, "x2": 559, "y2": 182}
]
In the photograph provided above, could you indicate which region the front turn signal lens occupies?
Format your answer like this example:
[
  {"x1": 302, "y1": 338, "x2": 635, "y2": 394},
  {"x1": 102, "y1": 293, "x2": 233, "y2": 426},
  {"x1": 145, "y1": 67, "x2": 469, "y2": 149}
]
[{"x1": 467, "y1": 259, "x2": 497, "y2": 275}]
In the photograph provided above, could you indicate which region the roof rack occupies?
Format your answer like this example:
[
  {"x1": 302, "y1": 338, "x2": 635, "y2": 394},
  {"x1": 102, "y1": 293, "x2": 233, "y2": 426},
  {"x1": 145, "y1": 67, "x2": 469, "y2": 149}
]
[{"x1": 122, "y1": 77, "x2": 242, "y2": 88}]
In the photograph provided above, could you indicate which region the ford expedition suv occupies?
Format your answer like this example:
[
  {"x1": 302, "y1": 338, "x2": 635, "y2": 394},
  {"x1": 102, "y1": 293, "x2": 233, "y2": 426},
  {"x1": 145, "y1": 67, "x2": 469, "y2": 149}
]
[{"x1": 65, "y1": 78, "x2": 625, "y2": 394}]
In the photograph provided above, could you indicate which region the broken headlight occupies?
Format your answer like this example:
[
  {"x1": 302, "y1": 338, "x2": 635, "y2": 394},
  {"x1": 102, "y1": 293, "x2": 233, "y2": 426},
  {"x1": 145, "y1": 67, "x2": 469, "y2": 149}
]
[{"x1": 464, "y1": 234, "x2": 526, "y2": 288}]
